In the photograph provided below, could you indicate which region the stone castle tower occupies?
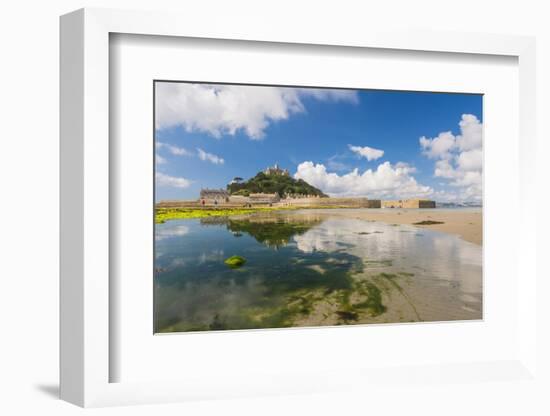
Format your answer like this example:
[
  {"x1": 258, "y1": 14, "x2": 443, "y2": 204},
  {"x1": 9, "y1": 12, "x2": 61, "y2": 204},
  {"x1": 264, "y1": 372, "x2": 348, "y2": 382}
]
[{"x1": 263, "y1": 163, "x2": 289, "y2": 176}]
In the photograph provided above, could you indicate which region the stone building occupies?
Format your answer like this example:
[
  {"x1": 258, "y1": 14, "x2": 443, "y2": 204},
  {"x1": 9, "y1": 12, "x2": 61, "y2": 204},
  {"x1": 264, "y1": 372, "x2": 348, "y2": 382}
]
[
  {"x1": 248, "y1": 193, "x2": 281, "y2": 204},
  {"x1": 382, "y1": 199, "x2": 436, "y2": 208},
  {"x1": 199, "y1": 188, "x2": 229, "y2": 205}
]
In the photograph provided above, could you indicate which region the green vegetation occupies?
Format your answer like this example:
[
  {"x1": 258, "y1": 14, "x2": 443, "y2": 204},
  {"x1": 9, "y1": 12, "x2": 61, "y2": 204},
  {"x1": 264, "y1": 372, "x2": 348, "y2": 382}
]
[
  {"x1": 227, "y1": 171, "x2": 327, "y2": 198},
  {"x1": 376, "y1": 272, "x2": 420, "y2": 321},
  {"x1": 335, "y1": 310, "x2": 359, "y2": 322},
  {"x1": 224, "y1": 255, "x2": 247, "y2": 268},
  {"x1": 155, "y1": 207, "x2": 283, "y2": 223},
  {"x1": 332, "y1": 278, "x2": 387, "y2": 324},
  {"x1": 352, "y1": 281, "x2": 386, "y2": 316},
  {"x1": 413, "y1": 220, "x2": 445, "y2": 225}
]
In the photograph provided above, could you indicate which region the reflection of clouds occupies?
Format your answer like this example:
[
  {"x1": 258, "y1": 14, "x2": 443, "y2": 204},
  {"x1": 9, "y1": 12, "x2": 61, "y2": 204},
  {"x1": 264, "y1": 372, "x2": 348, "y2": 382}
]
[
  {"x1": 427, "y1": 235, "x2": 482, "y2": 294},
  {"x1": 155, "y1": 224, "x2": 190, "y2": 241},
  {"x1": 198, "y1": 249, "x2": 225, "y2": 264},
  {"x1": 294, "y1": 218, "x2": 482, "y2": 295},
  {"x1": 294, "y1": 219, "x2": 399, "y2": 255},
  {"x1": 170, "y1": 257, "x2": 186, "y2": 267}
]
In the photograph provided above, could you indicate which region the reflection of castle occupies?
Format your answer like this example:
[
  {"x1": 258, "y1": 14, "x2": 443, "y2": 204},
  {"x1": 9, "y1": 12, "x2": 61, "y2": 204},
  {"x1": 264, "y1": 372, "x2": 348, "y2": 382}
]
[{"x1": 263, "y1": 163, "x2": 289, "y2": 176}]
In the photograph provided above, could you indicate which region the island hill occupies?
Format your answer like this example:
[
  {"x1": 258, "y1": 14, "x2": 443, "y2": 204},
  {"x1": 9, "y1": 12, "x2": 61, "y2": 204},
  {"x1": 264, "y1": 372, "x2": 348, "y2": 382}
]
[{"x1": 156, "y1": 164, "x2": 436, "y2": 211}]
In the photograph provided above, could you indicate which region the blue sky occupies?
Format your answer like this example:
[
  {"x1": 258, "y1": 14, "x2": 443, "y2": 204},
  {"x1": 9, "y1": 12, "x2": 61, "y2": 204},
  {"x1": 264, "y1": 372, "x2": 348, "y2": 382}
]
[{"x1": 155, "y1": 82, "x2": 483, "y2": 203}]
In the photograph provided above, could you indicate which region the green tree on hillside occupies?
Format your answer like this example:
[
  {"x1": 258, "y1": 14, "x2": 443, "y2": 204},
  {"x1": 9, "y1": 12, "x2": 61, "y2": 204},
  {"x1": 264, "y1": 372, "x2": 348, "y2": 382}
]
[{"x1": 227, "y1": 171, "x2": 327, "y2": 198}]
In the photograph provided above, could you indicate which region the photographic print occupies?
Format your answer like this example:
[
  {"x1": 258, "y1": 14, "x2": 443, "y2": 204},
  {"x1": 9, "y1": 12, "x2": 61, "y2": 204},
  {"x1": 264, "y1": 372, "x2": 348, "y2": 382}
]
[{"x1": 154, "y1": 82, "x2": 483, "y2": 333}]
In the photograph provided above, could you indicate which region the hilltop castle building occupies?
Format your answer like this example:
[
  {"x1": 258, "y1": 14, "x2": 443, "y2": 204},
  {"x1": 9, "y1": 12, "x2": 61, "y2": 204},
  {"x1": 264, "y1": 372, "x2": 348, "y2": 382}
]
[{"x1": 263, "y1": 163, "x2": 289, "y2": 176}]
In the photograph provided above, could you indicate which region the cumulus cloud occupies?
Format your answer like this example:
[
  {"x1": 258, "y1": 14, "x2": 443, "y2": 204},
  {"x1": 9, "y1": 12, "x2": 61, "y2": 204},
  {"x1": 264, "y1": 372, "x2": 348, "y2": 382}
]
[
  {"x1": 155, "y1": 172, "x2": 192, "y2": 189},
  {"x1": 197, "y1": 148, "x2": 224, "y2": 165},
  {"x1": 419, "y1": 114, "x2": 483, "y2": 202},
  {"x1": 294, "y1": 161, "x2": 432, "y2": 198},
  {"x1": 419, "y1": 131, "x2": 456, "y2": 160},
  {"x1": 155, "y1": 83, "x2": 358, "y2": 139},
  {"x1": 348, "y1": 144, "x2": 384, "y2": 161},
  {"x1": 457, "y1": 148, "x2": 482, "y2": 172}
]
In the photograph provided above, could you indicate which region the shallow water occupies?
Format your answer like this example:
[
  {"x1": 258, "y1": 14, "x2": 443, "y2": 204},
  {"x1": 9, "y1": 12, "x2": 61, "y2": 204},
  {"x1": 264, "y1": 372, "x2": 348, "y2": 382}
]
[{"x1": 154, "y1": 209, "x2": 482, "y2": 332}]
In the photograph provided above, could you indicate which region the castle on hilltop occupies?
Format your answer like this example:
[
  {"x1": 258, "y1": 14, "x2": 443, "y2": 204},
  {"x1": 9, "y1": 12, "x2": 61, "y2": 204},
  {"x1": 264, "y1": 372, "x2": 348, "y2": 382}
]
[{"x1": 264, "y1": 163, "x2": 289, "y2": 176}]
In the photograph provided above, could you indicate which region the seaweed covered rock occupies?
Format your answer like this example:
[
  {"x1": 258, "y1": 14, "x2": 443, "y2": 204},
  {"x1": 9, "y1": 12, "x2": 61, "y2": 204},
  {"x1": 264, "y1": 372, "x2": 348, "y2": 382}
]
[{"x1": 224, "y1": 255, "x2": 247, "y2": 268}]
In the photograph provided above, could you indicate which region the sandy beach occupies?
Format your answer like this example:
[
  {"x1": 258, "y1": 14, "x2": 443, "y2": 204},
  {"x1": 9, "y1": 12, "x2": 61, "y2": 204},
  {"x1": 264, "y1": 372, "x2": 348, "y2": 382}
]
[{"x1": 325, "y1": 208, "x2": 483, "y2": 246}]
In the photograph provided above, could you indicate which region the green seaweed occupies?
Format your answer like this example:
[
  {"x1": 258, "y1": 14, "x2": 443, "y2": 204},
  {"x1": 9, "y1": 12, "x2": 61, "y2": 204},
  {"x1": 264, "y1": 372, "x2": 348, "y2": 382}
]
[
  {"x1": 377, "y1": 272, "x2": 421, "y2": 321},
  {"x1": 155, "y1": 207, "x2": 287, "y2": 223},
  {"x1": 336, "y1": 310, "x2": 359, "y2": 322},
  {"x1": 352, "y1": 281, "x2": 386, "y2": 316},
  {"x1": 224, "y1": 255, "x2": 247, "y2": 268}
]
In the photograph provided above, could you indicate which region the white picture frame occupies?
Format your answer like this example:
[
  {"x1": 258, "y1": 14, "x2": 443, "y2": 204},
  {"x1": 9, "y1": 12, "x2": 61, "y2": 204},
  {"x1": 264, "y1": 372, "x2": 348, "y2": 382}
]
[{"x1": 60, "y1": 7, "x2": 537, "y2": 408}]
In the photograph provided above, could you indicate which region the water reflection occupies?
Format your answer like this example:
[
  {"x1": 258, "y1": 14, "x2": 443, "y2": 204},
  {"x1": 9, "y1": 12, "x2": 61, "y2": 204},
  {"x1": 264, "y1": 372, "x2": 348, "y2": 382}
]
[
  {"x1": 155, "y1": 210, "x2": 482, "y2": 332},
  {"x1": 225, "y1": 214, "x2": 322, "y2": 248}
]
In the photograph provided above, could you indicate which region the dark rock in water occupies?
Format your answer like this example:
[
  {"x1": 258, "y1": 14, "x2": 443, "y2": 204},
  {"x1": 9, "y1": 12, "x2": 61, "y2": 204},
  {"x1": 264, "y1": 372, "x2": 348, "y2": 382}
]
[{"x1": 413, "y1": 220, "x2": 444, "y2": 225}]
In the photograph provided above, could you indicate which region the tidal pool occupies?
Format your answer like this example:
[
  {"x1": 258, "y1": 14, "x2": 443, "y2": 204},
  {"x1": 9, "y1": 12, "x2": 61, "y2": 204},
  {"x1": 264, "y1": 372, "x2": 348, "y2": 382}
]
[{"x1": 154, "y1": 209, "x2": 482, "y2": 333}]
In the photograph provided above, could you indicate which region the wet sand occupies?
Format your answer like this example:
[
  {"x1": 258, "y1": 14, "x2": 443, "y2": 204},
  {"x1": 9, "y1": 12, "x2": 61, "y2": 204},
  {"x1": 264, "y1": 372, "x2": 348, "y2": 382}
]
[{"x1": 327, "y1": 208, "x2": 482, "y2": 246}]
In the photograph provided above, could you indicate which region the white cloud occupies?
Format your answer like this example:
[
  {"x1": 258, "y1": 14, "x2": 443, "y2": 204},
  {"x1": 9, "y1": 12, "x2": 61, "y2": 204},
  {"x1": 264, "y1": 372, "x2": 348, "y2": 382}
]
[
  {"x1": 348, "y1": 144, "x2": 384, "y2": 161},
  {"x1": 156, "y1": 141, "x2": 192, "y2": 156},
  {"x1": 395, "y1": 161, "x2": 417, "y2": 173},
  {"x1": 155, "y1": 83, "x2": 358, "y2": 139},
  {"x1": 197, "y1": 148, "x2": 224, "y2": 165},
  {"x1": 296, "y1": 88, "x2": 360, "y2": 104},
  {"x1": 434, "y1": 159, "x2": 455, "y2": 179},
  {"x1": 155, "y1": 154, "x2": 166, "y2": 165},
  {"x1": 419, "y1": 131, "x2": 456, "y2": 159},
  {"x1": 456, "y1": 114, "x2": 483, "y2": 151},
  {"x1": 294, "y1": 161, "x2": 432, "y2": 199},
  {"x1": 457, "y1": 148, "x2": 482, "y2": 172},
  {"x1": 420, "y1": 114, "x2": 483, "y2": 202},
  {"x1": 155, "y1": 172, "x2": 192, "y2": 189}
]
